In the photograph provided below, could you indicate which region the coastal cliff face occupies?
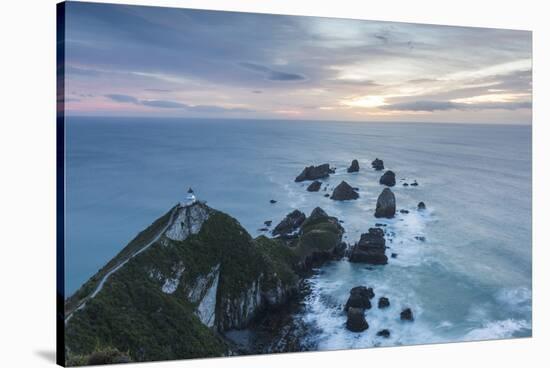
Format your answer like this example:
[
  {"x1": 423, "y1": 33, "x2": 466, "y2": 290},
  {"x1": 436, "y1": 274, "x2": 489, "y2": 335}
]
[{"x1": 65, "y1": 202, "x2": 303, "y2": 364}]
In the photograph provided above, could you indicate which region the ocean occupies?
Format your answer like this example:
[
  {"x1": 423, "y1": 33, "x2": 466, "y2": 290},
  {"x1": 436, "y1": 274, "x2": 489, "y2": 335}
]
[{"x1": 65, "y1": 117, "x2": 532, "y2": 348}]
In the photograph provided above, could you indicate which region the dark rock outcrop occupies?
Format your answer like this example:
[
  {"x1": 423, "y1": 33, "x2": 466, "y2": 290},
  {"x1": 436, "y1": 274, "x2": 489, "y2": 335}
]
[
  {"x1": 347, "y1": 159, "x2": 360, "y2": 173},
  {"x1": 418, "y1": 201, "x2": 426, "y2": 210},
  {"x1": 378, "y1": 297, "x2": 390, "y2": 309},
  {"x1": 349, "y1": 228, "x2": 388, "y2": 265},
  {"x1": 270, "y1": 199, "x2": 277, "y2": 204},
  {"x1": 295, "y1": 163, "x2": 333, "y2": 182},
  {"x1": 272, "y1": 210, "x2": 306, "y2": 237},
  {"x1": 264, "y1": 220, "x2": 272, "y2": 227},
  {"x1": 375, "y1": 188, "x2": 396, "y2": 218},
  {"x1": 330, "y1": 181, "x2": 359, "y2": 201},
  {"x1": 400, "y1": 209, "x2": 409, "y2": 214},
  {"x1": 411, "y1": 181, "x2": 419, "y2": 186},
  {"x1": 376, "y1": 329, "x2": 390, "y2": 338},
  {"x1": 400, "y1": 308, "x2": 414, "y2": 321},
  {"x1": 346, "y1": 307, "x2": 369, "y2": 332},
  {"x1": 295, "y1": 207, "x2": 346, "y2": 268},
  {"x1": 379, "y1": 170, "x2": 396, "y2": 187},
  {"x1": 307, "y1": 180, "x2": 322, "y2": 192},
  {"x1": 371, "y1": 158, "x2": 384, "y2": 171},
  {"x1": 324, "y1": 193, "x2": 330, "y2": 197},
  {"x1": 344, "y1": 286, "x2": 375, "y2": 311}
]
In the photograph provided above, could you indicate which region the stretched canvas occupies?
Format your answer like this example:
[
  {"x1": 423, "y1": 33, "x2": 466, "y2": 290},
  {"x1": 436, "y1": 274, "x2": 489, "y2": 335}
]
[{"x1": 57, "y1": 1, "x2": 532, "y2": 366}]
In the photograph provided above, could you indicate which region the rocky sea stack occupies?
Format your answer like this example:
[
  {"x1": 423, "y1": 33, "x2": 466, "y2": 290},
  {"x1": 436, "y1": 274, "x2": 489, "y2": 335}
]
[
  {"x1": 347, "y1": 159, "x2": 360, "y2": 173},
  {"x1": 400, "y1": 308, "x2": 414, "y2": 321},
  {"x1": 306, "y1": 180, "x2": 322, "y2": 192},
  {"x1": 379, "y1": 170, "x2": 396, "y2": 187},
  {"x1": 371, "y1": 158, "x2": 384, "y2": 171},
  {"x1": 346, "y1": 307, "x2": 369, "y2": 332},
  {"x1": 349, "y1": 228, "x2": 388, "y2": 264},
  {"x1": 345, "y1": 286, "x2": 374, "y2": 310},
  {"x1": 344, "y1": 286, "x2": 374, "y2": 332},
  {"x1": 330, "y1": 181, "x2": 359, "y2": 201},
  {"x1": 295, "y1": 163, "x2": 334, "y2": 182},
  {"x1": 375, "y1": 188, "x2": 396, "y2": 218}
]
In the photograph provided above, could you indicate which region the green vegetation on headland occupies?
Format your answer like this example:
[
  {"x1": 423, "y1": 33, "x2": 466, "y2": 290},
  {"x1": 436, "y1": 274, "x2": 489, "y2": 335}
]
[{"x1": 65, "y1": 202, "x2": 344, "y2": 365}]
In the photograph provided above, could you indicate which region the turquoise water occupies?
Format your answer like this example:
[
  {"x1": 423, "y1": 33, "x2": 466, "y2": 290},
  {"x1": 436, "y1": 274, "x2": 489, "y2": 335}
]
[{"x1": 65, "y1": 117, "x2": 531, "y2": 346}]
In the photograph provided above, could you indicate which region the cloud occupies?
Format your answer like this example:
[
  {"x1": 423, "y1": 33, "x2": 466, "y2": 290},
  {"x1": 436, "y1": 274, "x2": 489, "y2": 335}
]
[
  {"x1": 140, "y1": 100, "x2": 188, "y2": 108},
  {"x1": 104, "y1": 93, "x2": 252, "y2": 112},
  {"x1": 105, "y1": 94, "x2": 140, "y2": 104},
  {"x1": 239, "y1": 62, "x2": 306, "y2": 81},
  {"x1": 144, "y1": 88, "x2": 173, "y2": 92},
  {"x1": 383, "y1": 100, "x2": 531, "y2": 112}
]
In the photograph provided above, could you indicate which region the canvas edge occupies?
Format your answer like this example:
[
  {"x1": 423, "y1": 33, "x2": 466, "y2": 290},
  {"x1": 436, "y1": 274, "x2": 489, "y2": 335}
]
[{"x1": 56, "y1": 2, "x2": 66, "y2": 367}]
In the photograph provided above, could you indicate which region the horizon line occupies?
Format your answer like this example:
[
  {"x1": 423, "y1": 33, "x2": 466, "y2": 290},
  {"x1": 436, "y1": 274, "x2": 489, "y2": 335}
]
[{"x1": 63, "y1": 115, "x2": 532, "y2": 127}]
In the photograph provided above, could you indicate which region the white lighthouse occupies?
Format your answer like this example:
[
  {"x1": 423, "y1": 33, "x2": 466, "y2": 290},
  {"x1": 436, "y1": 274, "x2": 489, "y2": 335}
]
[{"x1": 186, "y1": 187, "x2": 197, "y2": 205}]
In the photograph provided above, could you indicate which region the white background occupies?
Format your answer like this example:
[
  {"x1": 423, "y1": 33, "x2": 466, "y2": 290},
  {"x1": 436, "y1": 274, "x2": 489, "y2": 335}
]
[{"x1": 0, "y1": 0, "x2": 548, "y2": 367}]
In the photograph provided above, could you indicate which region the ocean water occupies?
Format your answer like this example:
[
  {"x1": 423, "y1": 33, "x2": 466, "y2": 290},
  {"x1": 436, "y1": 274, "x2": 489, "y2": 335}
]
[{"x1": 65, "y1": 117, "x2": 532, "y2": 347}]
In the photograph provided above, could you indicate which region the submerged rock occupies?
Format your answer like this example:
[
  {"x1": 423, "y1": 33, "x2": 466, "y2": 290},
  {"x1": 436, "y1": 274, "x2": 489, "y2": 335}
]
[
  {"x1": 346, "y1": 307, "x2": 369, "y2": 332},
  {"x1": 330, "y1": 181, "x2": 359, "y2": 201},
  {"x1": 324, "y1": 193, "x2": 330, "y2": 197},
  {"x1": 345, "y1": 286, "x2": 375, "y2": 311},
  {"x1": 411, "y1": 181, "x2": 419, "y2": 186},
  {"x1": 272, "y1": 210, "x2": 306, "y2": 237},
  {"x1": 347, "y1": 159, "x2": 360, "y2": 173},
  {"x1": 270, "y1": 199, "x2": 277, "y2": 204},
  {"x1": 379, "y1": 170, "x2": 396, "y2": 187},
  {"x1": 378, "y1": 297, "x2": 390, "y2": 309},
  {"x1": 400, "y1": 308, "x2": 414, "y2": 321},
  {"x1": 295, "y1": 163, "x2": 333, "y2": 182},
  {"x1": 306, "y1": 180, "x2": 322, "y2": 192},
  {"x1": 349, "y1": 228, "x2": 388, "y2": 265},
  {"x1": 376, "y1": 329, "x2": 391, "y2": 338},
  {"x1": 417, "y1": 201, "x2": 426, "y2": 210},
  {"x1": 375, "y1": 188, "x2": 396, "y2": 218},
  {"x1": 400, "y1": 209, "x2": 409, "y2": 214},
  {"x1": 371, "y1": 158, "x2": 384, "y2": 171}
]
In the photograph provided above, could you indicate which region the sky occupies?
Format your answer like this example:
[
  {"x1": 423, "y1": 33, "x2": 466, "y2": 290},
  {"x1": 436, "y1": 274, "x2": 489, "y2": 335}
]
[{"x1": 62, "y1": 2, "x2": 532, "y2": 124}]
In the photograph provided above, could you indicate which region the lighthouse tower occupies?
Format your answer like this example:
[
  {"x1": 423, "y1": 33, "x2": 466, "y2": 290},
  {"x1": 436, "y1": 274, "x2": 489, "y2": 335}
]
[{"x1": 185, "y1": 187, "x2": 197, "y2": 205}]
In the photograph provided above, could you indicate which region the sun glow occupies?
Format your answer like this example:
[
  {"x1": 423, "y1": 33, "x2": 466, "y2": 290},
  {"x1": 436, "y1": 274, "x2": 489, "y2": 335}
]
[{"x1": 340, "y1": 95, "x2": 387, "y2": 108}]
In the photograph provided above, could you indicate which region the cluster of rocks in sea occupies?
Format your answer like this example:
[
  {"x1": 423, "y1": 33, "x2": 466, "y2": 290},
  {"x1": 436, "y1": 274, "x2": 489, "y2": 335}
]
[
  {"x1": 267, "y1": 158, "x2": 428, "y2": 338},
  {"x1": 343, "y1": 286, "x2": 412, "y2": 335}
]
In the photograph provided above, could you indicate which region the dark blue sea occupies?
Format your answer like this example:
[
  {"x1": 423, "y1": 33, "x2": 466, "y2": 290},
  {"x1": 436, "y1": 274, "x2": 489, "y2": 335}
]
[{"x1": 65, "y1": 117, "x2": 532, "y2": 347}]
